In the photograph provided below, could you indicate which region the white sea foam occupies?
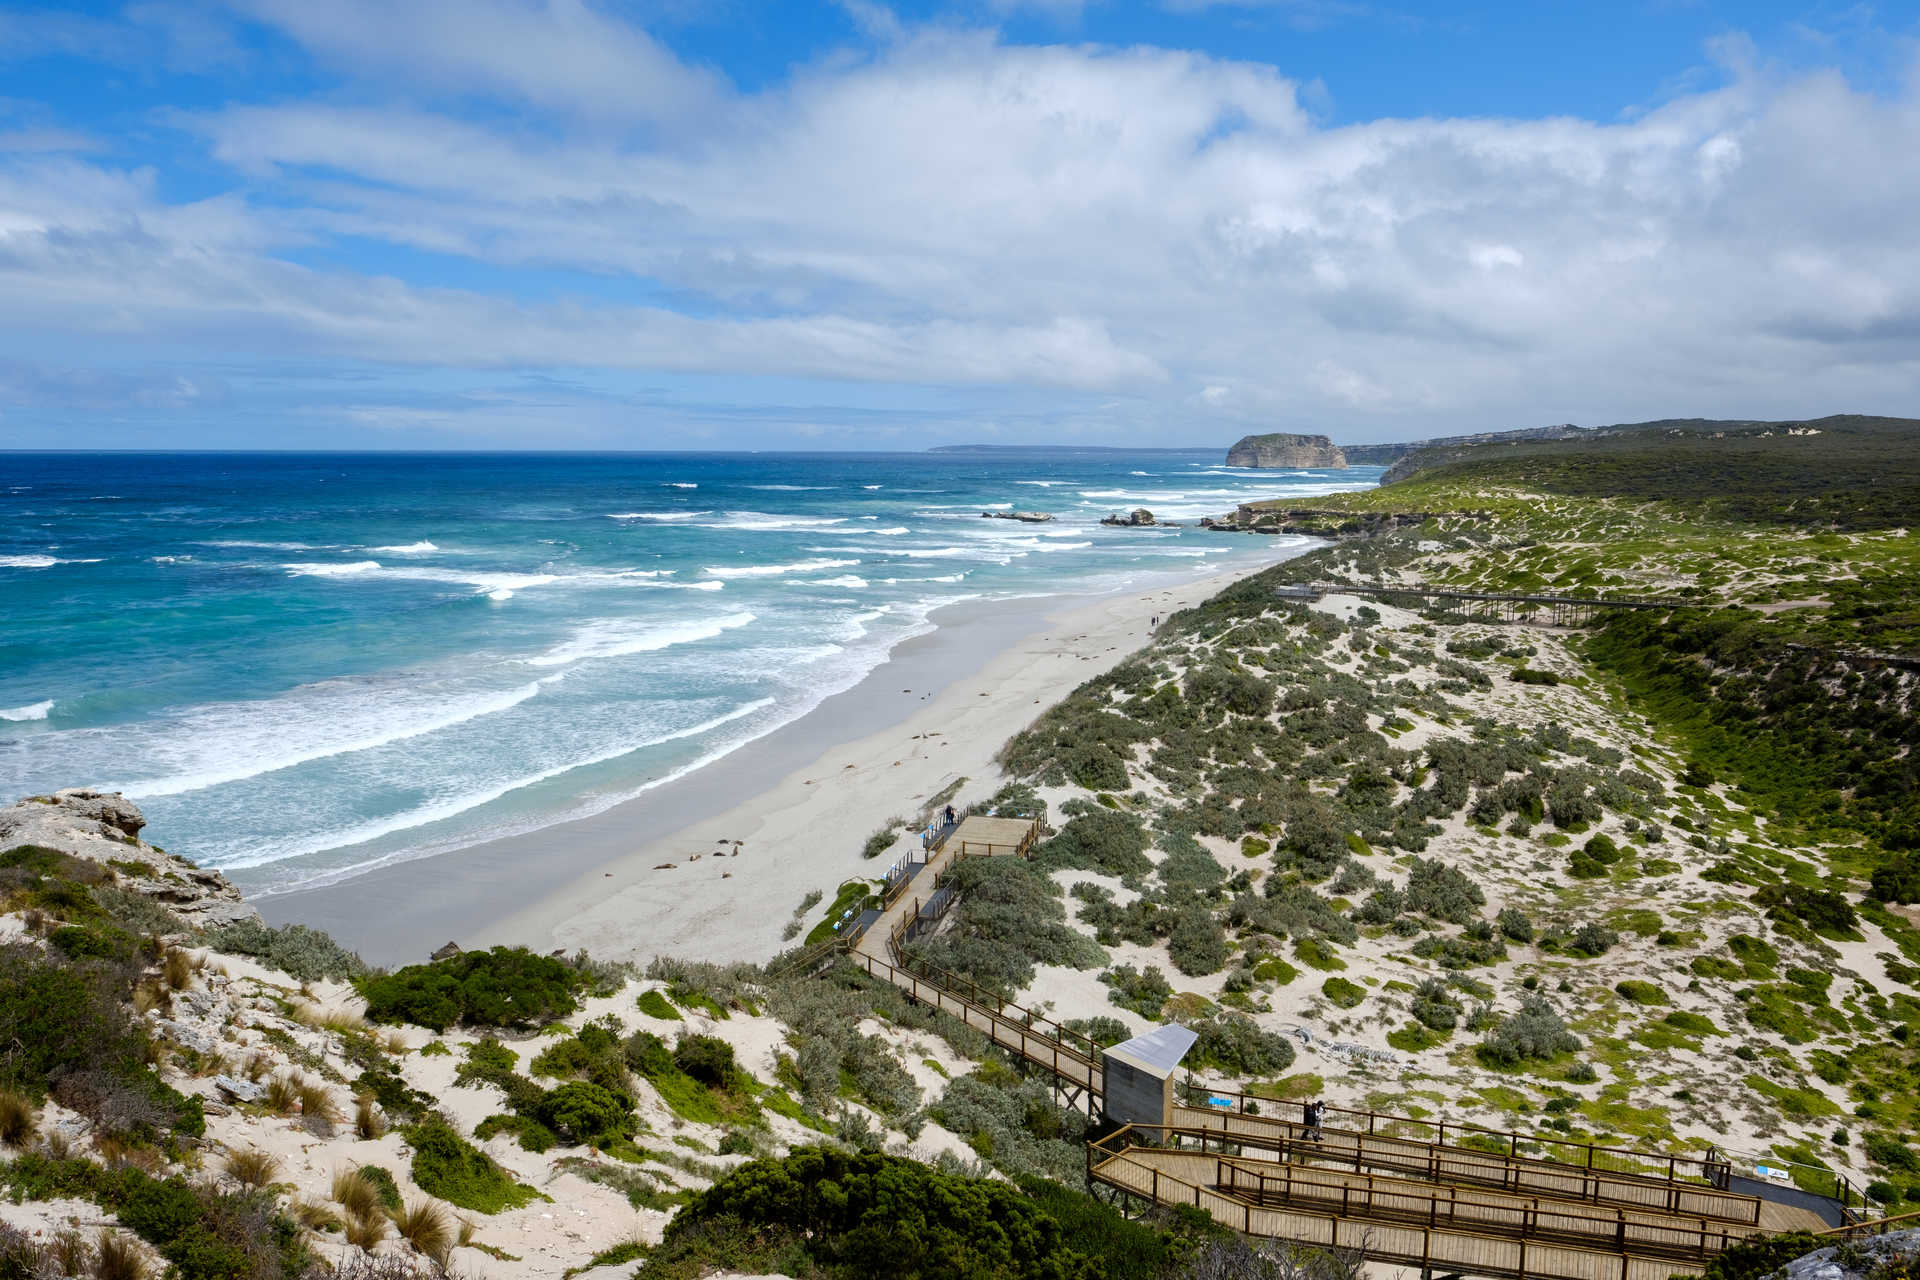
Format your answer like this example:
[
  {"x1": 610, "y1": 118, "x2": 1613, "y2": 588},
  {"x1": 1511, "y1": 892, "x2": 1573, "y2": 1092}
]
[
  {"x1": 663, "y1": 482, "x2": 698, "y2": 489},
  {"x1": 862, "y1": 484, "x2": 883, "y2": 490},
  {"x1": 694, "y1": 512, "x2": 851, "y2": 532},
  {"x1": 151, "y1": 555, "x2": 193, "y2": 564},
  {"x1": 103, "y1": 679, "x2": 550, "y2": 798},
  {"x1": 526, "y1": 611, "x2": 755, "y2": 668},
  {"x1": 370, "y1": 541, "x2": 438, "y2": 554},
  {"x1": 283, "y1": 560, "x2": 681, "y2": 595},
  {"x1": 747, "y1": 485, "x2": 835, "y2": 491},
  {"x1": 283, "y1": 560, "x2": 383, "y2": 577},
  {"x1": 802, "y1": 576, "x2": 869, "y2": 589},
  {"x1": 606, "y1": 511, "x2": 707, "y2": 521},
  {"x1": 202, "y1": 540, "x2": 328, "y2": 551},
  {"x1": 1, "y1": 555, "x2": 62, "y2": 568},
  {"x1": 872, "y1": 527, "x2": 910, "y2": 535},
  {"x1": 702, "y1": 558, "x2": 859, "y2": 579},
  {"x1": 1015, "y1": 480, "x2": 1070, "y2": 487},
  {"x1": 229, "y1": 697, "x2": 779, "y2": 873},
  {"x1": 0, "y1": 700, "x2": 54, "y2": 721}
]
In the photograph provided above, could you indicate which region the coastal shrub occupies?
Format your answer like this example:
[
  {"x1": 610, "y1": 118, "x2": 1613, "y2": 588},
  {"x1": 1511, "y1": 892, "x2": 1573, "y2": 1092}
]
[
  {"x1": 932, "y1": 1075, "x2": 1086, "y2": 1182},
  {"x1": 1167, "y1": 907, "x2": 1230, "y2": 977},
  {"x1": 1614, "y1": 980, "x2": 1667, "y2": 1006},
  {"x1": 859, "y1": 826, "x2": 898, "y2": 860},
  {"x1": 1480, "y1": 997, "x2": 1580, "y2": 1067},
  {"x1": 1033, "y1": 810, "x2": 1152, "y2": 879},
  {"x1": 402, "y1": 1115, "x2": 540, "y2": 1214},
  {"x1": 204, "y1": 920, "x2": 365, "y2": 982},
  {"x1": 1755, "y1": 884, "x2": 1860, "y2": 937},
  {"x1": 1567, "y1": 922, "x2": 1619, "y2": 957},
  {"x1": 359, "y1": 946, "x2": 579, "y2": 1031},
  {"x1": 672, "y1": 1036, "x2": 742, "y2": 1091},
  {"x1": 635, "y1": 989, "x2": 680, "y2": 1021},
  {"x1": 1410, "y1": 979, "x2": 1461, "y2": 1032},
  {"x1": 0, "y1": 943, "x2": 202, "y2": 1139},
  {"x1": 1064, "y1": 742, "x2": 1131, "y2": 792},
  {"x1": 1496, "y1": 907, "x2": 1534, "y2": 942},
  {"x1": 1693, "y1": 1232, "x2": 1826, "y2": 1280},
  {"x1": 1404, "y1": 858, "x2": 1485, "y2": 924},
  {"x1": 1511, "y1": 668, "x2": 1560, "y2": 686},
  {"x1": 1322, "y1": 977, "x2": 1365, "y2": 1009},
  {"x1": 655, "y1": 1146, "x2": 1079, "y2": 1280},
  {"x1": 1062, "y1": 1016, "x2": 1131, "y2": 1049},
  {"x1": 1190, "y1": 1016, "x2": 1296, "y2": 1077},
  {"x1": 1102, "y1": 964, "x2": 1174, "y2": 1020},
  {"x1": 534, "y1": 1082, "x2": 635, "y2": 1146},
  {"x1": 909, "y1": 856, "x2": 1104, "y2": 999}
]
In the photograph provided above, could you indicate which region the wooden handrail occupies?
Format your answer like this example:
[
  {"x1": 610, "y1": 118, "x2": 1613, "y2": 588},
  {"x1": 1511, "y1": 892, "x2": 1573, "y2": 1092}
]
[
  {"x1": 1190, "y1": 1087, "x2": 1728, "y2": 1188},
  {"x1": 1088, "y1": 1125, "x2": 1711, "y2": 1280}
]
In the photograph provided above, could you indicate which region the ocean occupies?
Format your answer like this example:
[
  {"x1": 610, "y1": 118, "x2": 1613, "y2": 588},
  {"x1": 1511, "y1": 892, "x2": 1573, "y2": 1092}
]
[{"x1": 0, "y1": 451, "x2": 1377, "y2": 898}]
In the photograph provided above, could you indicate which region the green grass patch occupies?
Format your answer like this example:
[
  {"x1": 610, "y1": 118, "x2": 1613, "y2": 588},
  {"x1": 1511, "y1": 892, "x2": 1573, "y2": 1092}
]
[
  {"x1": 635, "y1": 989, "x2": 681, "y2": 1020},
  {"x1": 1321, "y1": 977, "x2": 1365, "y2": 1008}
]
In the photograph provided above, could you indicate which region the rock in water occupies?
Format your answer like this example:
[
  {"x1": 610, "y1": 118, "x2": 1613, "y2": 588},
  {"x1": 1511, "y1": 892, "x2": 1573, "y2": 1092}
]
[
  {"x1": 0, "y1": 788, "x2": 260, "y2": 928},
  {"x1": 1225, "y1": 433, "x2": 1348, "y2": 469}
]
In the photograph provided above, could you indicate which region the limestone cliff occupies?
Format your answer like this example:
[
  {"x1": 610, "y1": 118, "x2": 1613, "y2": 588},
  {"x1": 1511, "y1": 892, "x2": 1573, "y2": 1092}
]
[
  {"x1": 1224, "y1": 433, "x2": 1348, "y2": 469},
  {"x1": 0, "y1": 787, "x2": 259, "y2": 928}
]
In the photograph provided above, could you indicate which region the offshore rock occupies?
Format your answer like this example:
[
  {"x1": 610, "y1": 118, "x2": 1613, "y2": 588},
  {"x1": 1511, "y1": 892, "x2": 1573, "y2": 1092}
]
[
  {"x1": 1101, "y1": 508, "x2": 1158, "y2": 527},
  {"x1": 984, "y1": 510, "x2": 1054, "y2": 523},
  {"x1": 1225, "y1": 433, "x2": 1348, "y2": 469},
  {"x1": 0, "y1": 788, "x2": 261, "y2": 929}
]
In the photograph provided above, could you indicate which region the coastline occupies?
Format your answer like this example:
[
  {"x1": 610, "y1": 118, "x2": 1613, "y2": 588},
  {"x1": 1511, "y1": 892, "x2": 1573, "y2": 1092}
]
[{"x1": 263, "y1": 541, "x2": 1319, "y2": 967}]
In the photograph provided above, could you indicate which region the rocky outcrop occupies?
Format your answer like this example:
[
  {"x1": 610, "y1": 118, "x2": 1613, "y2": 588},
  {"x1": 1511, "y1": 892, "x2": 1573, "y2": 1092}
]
[
  {"x1": 1101, "y1": 508, "x2": 1160, "y2": 527},
  {"x1": 0, "y1": 788, "x2": 260, "y2": 929},
  {"x1": 1225, "y1": 433, "x2": 1348, "y2": 469},
  {"x1": 984, "y1": 511, "x2": 1054, "y2": 523}
]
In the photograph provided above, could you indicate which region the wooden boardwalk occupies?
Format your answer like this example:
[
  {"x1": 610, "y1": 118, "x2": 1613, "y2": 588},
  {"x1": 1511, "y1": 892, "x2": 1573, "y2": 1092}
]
[
  {"x1": 1167, "y1": 1105, "x2": 1760, "y2": 1224},
  {"x1": 1091, "y1": 1142, "x2": 1695, "y2": 1280}
]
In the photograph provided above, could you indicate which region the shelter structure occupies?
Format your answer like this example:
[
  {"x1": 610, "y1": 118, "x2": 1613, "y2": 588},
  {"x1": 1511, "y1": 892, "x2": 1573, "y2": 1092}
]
[{"x1": 1102, "y1": 1022, "x2": 1197, "y2": 1127}]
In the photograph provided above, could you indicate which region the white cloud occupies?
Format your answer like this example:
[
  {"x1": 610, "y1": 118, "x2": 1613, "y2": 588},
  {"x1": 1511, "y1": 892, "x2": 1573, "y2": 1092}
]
[{"x1": 1, "y1": 5, "x2": 1918, "y2": 444}]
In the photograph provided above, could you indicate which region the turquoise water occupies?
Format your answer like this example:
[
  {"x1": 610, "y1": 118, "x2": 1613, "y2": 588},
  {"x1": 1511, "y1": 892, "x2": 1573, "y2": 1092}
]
[{"x1": 0, "y1": 451, "x2": 1376, "y2": 896}]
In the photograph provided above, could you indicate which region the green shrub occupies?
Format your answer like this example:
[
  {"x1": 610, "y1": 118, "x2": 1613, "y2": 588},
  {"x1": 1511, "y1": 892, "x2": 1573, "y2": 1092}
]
[
  {"x1": 1510, "y1": 668, "x2": 1560, "y2": 686},
  {"x1": 1694, "y1": 1232, "x2": 1825, "y2": 1280},
  {"x1": 1034, "y1": 809, "x2": 1152, "y2": 878},
  {"x1": 1167, "y1": 908, "x2": 1229, "y2": 977},
  {"x1": 1410, "y1": 979, "x2": 1461, "y2": 1032},
  {"x1": 1321, "y1": 977, "x2": 1365, "y2": 1009},
  {"x1": 1567, "y1": 923, "x2": 1618, "y2": 957},
  {"x1": 534, "y1": 1082, "x2": 635, "y2": 1146},
  {"x1": 1062, "y1": 1017, "x2": 1131, "y2": 1049},
  {"x1": 1189, "y1": 1017, "x2": 1296, "y2": 1077},
  {"x1": 655, "y1": 1146, "x2": 1080, "y2": 1279},
  {"x1": 1404, "y1": 858, "x2": 1484, "y2": 925},
  {"x1": 1293, "y1": 937, "x2": 1345, "y2": 972},
  {"x1": 358, "y1": 1165, "x2": 403, "y2": 1212},
  {"x1": 1613, "y1": 980, "x2": 1667, "y2": 1006},
  {"x1": 909, "y1": 857, "x2": 1104, "y2": 999},
  {"x1": 672, "y1": 1036, "x2": 741, "y2": 1090},
  {"x1": 635, "y1": 989, "x2": 680, "y2": 1021},
  {"x1": 0, "y1": 943, "x2": 201, "y2": 1139},
  {"x1": 403, "y1": 1115, "x2": 541, "y2": 1213},
  {"x1": 360, "y1": 947, "x2": 580, "y2": 1031},
  {"x1": 204, "y1": 920, "x2": 364, "y2": 982},
  {"x1": 1480, "y1": 997, "x2": 1580, "y2": 1067},
  {"x1": 1496, "y1": 907, "x2": 1533, "y2": 942}
]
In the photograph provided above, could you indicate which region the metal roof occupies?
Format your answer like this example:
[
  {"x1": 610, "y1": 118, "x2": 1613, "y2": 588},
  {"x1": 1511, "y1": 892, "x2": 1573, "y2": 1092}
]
[{"x1": 1104, "y1": 1022, "x2": 1198, "y2": 1080}]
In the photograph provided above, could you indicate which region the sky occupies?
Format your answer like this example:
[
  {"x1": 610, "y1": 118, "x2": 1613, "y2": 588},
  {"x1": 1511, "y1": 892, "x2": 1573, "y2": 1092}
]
[{"x1": 0, "y1": 1, "x2": 1916, "y2": 451}]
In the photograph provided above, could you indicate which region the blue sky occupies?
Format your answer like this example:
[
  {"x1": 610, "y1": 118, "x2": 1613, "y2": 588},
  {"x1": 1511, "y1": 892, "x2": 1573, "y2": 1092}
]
[{"x1": 0, "y1": 0, "x2": 1915, "y2": 450}]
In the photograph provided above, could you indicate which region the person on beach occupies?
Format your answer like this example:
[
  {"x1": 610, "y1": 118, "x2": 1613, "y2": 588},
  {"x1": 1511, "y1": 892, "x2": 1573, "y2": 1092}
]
[
  {"x1": 1302, "y1": 1099, "x2": 1326, "y2": 1142},
  {"x1": 944, "y1": 804, "x2": 956, "y2": 826}
]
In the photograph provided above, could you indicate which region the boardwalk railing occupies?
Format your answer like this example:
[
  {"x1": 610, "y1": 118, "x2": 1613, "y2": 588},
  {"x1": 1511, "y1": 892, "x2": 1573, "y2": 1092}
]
[
  {"x1": 1087, "y1": 1127, "x2": 1718, "y2": 1280},
  {"x1": 845, "y1": 947, "x2": 1102, "y2": 1093},
  {"x1": 1166, "y1": 1106, "x2": 1760, "y2": 1226},
  {"x1": 1186, "y1": 1089, "x2": 1733, "y2": 1192}
]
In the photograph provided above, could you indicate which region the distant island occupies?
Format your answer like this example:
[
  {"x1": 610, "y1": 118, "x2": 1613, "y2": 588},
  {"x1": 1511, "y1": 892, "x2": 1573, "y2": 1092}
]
[{"x1": 1224, "y1": 432, "x2": 1348, "y2": 468}]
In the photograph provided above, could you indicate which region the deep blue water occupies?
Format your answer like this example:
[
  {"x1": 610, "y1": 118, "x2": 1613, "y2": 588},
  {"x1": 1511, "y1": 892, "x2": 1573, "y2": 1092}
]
[{"x1": 0, "y1": 451, "x2": 1376, "y2": 895}]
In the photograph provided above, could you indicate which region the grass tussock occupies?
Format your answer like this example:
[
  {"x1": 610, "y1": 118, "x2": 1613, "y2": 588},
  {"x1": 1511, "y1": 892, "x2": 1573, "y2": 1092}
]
[
  {"x1": 343, "y1": 1211, "x2": 389, "y2": 1253},
  {"x1": 331, "y1": 1169, "x2": 382, "y2": 1222},
  {"x1": 161, "y1": 949, "x2": 192, "y2": 992},
  {"x1": 221, "y1": 1147, "x2": 281, "y2": 1189},
  {"x1": 0, "y1": 1087, "x2": 36, "y2": 1147},
  {"x1": 91, "y1": 1229, "x2": 150, "y2": 1280},
  {"x1": 389, "y1": 1200, "x2": 452, "y2": 1264},
  {"x1": 354, "y1": 1094, "x2": 387, "y2": 1141},
  {"x1": 297, "y1": 1079, "x2": 339, "y2": 1134},
  {"x1": 264, "y1": 1073, "x2": 298, "y2": 1116}
]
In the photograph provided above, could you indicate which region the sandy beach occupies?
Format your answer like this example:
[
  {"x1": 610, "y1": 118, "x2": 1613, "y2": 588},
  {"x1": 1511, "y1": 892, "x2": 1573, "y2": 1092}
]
[{"x1": 263, "y1": 541, "x2": 1320, "y2": 967}]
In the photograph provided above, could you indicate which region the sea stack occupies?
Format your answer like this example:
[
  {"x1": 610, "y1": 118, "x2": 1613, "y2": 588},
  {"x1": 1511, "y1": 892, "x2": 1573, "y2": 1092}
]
[{"x1": 1225, "y1": 432, "x2": 1349, "y2": 469}]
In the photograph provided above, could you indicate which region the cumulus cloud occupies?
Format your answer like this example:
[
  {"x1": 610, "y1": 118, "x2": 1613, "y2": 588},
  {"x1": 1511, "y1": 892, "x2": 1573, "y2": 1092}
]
[{"x1": 0, "y1": 2, "x2": 1916, "y2": 444}]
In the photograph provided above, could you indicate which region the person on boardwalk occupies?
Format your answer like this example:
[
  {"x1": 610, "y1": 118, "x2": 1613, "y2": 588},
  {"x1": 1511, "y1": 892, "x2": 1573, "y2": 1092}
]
[
  {"x1": 1302, "y1": 1099, "x2": 1326, "y2": 1141},
  {"x1": 944, "y1": 803, "x2": 956, "y2": 827}
]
